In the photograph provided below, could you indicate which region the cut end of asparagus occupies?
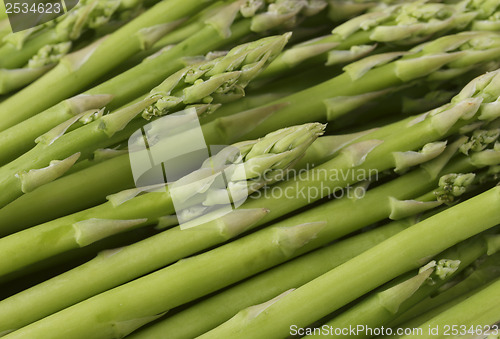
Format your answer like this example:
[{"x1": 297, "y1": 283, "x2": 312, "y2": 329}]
[
  {"x1": 16, "y1": 152, "x2": 81, "y2": 193},
  {"x1": 73, "y1": 218, "x2": 148, "y2": 247},
  {"x1": 274, "y1": 221, "x2": 326, "y2": 257}
]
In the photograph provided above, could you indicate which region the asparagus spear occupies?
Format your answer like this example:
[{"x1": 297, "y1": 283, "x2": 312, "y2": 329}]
[
  {"x1": 0, "y1": 126, "x2": 366, "y2": 234},
  {"x1": 4, "y1": 60, "x2": 500, "y2": 232},
  {"x1": 5, "y1": 29, "x2": 500, "y2": 215},
  {"x1": 3, "y1": 133, "x2": 499, "y2": 338},
  {"x1": 0, "y1": 33, "x2": 290, "y2": 208},
  {"x1": 1, "y1": 217, "x2": 329, "y2": 338},
  {"x1": 0, "y1": 0, "x2": 150, "y2": 94},
  {"x1": 0, "y1": 0, "x2": 215, "y2": 132},
  {"x1": 0, "y1": 0, "x2": 148, "y2": 69},
  {"x1": 399, "y1": 277, "x2": 500, "y2": 339},
  {"x1": 202, "y1": 31, "x2": 500, "y2": 144},
  {"x1": 0, "y1": 118, "x2": 494, "y2": 335},
  {"x1": 197, "y1": 186, "x2": 500, "y2": 339},
  {"x1": 0, "y1": 0, "x2": 327, "y2": 164},
  {"x1": 389, "y1": 252, "x2": 500, "y2": 329},
  {"x1": 303, "y1": 233, "x2": 500, "y2": 338},
  {"x1": 259, "y1": 0, "x2": 494, "y2": 80},
  {"x1": 127, "y1": 217, "x2": 427, "y2": 339},
  {"x1": 0, "y1": 122, "x2": 323, "y2": 333},
  {"x1": 2, "y1": 51, "x2": 500, "y2": 337}
]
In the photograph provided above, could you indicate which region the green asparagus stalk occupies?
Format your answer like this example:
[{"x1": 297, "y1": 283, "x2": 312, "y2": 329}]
[
  {"x1": 0, "y1": 0, "x2": 327, "y2": 165},
  {"x1": 326, "y1": 0, "x2": 411, "y2": 23},
  {"x1": 389, "y1": 252, "x2": 500, "y2": 329},
  {"x1": 0, "y1": 0, "x2": 148, "y2": 69},
  {"x1": 0, "y1": 108, "x2": 462, "y2": 235},
  {"x1": 3, "y1": 51, "x2": 500, "y2": 336},
  {"x1": 0, "y1": 0, "x2": 150, "y2": 94},
  {"x1": 0, "y1": 121, "x2": 323, "y2": 276},
  {"x1": 202, "y1": 31, "x2": 500, "y2": 144},
  {"x1": 0, "y1": 18, "x2": 11, "y2": 41},
  {"x1": 0, "y1": 122, "x2": 323, "y2": 333},
  {"x1": 198, "y1": 186, "x2": 500, "y2": 339},
  {"x1": 260, "y1": 0, "x2": 493, "y2": 80},
  {"x1": 0, "y1": 33, "x2": 290, "y2": 208},
  {"x1": 1, "y1": 218, "x2": 329, "y2": 338},
  {"x1": 127, "y1": 218, "x2": 425, "y2": 339},
  {"x1": 104, "y1": 1, "x2": 229, "y2": 76},
  {"x1": 0, "y1": 42, "x2": 70, "y2": 94},
  {"x1": 4, "y1": 31, "x2": 500, "y2": 223},
  {"x1": 5, "y1": 63, "x2": 500, "y2": 236},
  {"x1": 0, "y1": 154, "x2": 135, "y2": 235},
  {"x1": 0, "y1": 117, "x2": 412, "y2": 235},
  {"x1": 6, "y1": 146, "x2": 500, "y2": 338},
  {"x1": 0, "y1": 0, "x2": 214, "y2": 132},
  {"x1": 0, "y1": 187, "x2": 172, "y2": 279},
  {"x1": 303, "y1": 233, "x2": 500, "y2": 338},
  {"x1": 0, "y1": 121, "x2": 493, "y2": 334},
  {"x1": 399, "y1": 277, "x2": 500, "y2": 339},
  {"x1": 393, "y1": 288, "x2": 489, "y2": 337}
]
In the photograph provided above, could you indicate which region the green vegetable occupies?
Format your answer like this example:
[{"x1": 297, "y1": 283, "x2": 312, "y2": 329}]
[
  {"x1": 198, "y1": 186, "x2": 500, "y2": 339},
  {"x1": 202, "y1": 31, "x2": 500, "y2": 144},
  {"x1": 0, "y1": 33, "x2": 290, "y2": 208},
  {"x1": 0, "y1": 0, "x2": 214, "y2": 132},
  {"x1": 0, "y1": 0, "x2": 326, "y2": 165},
  {"x1": 304, "y1": 234, "x2": 499, "y2": 338},
  {"x1": 390, "y1": 252, "x2": 500, "y2": 330},
  {"x1": 399, "y1": 277, "x2": 500, "y2": 339},
  {"x1": 127, "y1": 218, "x2": 421, "y2": 339},
  {"x1": 260, "y1": 0, "x2": 491, "y2": 79},
  {"x1": 0, "y1": 122, "x2": 323, "y2": 333}
]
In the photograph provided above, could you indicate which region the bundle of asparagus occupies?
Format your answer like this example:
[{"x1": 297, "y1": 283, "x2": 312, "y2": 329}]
[{"x1": 0, "y1": 0, "x2": 499, "y2": 338}]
